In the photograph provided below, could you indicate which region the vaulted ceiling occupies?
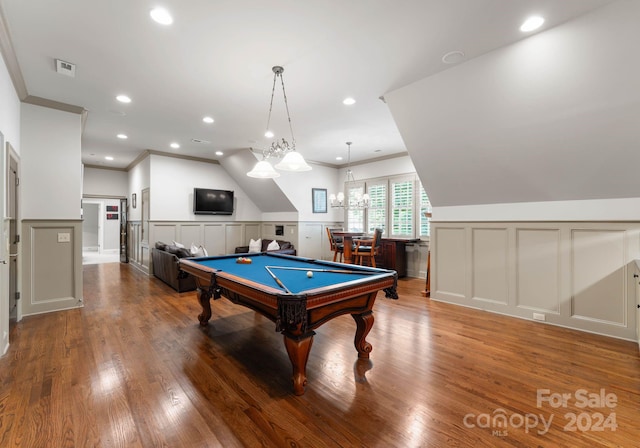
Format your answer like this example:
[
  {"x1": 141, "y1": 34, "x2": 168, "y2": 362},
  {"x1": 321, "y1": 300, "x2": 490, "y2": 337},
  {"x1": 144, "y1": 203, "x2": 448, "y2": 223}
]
[{"x1": 0, "y1": 0, "x2": 616, "y2": 172}]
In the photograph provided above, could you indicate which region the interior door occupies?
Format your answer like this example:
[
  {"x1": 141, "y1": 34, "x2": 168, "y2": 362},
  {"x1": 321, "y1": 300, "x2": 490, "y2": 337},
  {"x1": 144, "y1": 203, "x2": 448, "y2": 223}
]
[
  {"x1": 636, "y1": 287, "x2": 639, "y2": 352},
  {"x1": 8, "y1": 147, "x2": 18, "y2": 322},
  {"x1": 120, "y1": 198, "x2": 128, "y2": 263}
]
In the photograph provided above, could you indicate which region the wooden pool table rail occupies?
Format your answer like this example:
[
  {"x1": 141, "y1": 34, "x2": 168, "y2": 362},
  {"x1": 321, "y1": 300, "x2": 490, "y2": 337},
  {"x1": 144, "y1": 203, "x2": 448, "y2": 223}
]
[{"x1": 179, "y1": 256, "x2": 397, "y2": 395}]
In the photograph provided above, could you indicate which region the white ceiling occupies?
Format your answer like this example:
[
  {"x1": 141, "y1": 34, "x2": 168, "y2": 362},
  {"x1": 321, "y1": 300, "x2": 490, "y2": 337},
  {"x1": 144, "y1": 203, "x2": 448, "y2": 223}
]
[{"x1": 0, "y1": 0, "x2": 616, "y2": 169}]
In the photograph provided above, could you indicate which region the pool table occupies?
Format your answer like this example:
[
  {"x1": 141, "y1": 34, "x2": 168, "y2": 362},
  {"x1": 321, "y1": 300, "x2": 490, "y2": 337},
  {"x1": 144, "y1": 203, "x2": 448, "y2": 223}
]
[{"x1": 179, "y1": 252, "x2": 398, "y2": 395}]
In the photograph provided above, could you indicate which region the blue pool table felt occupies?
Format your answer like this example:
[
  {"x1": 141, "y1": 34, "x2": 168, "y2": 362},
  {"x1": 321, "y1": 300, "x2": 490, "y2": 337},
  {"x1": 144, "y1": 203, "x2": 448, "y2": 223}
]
[{"x1": 191, "y1": 254, "x2": 379, "y2": 294}]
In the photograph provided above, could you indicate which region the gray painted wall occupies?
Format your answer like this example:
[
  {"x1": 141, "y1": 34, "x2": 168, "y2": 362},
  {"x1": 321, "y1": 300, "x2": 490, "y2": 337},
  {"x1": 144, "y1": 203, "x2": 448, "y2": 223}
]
[{"x1": 386, "y1": 1, "x2": 640, "y2": 209}]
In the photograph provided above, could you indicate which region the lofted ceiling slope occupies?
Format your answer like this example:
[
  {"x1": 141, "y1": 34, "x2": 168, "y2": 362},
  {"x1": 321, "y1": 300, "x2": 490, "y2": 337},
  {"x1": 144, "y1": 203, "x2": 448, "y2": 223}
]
[{"x1": 386, "y1": 0, "x2": 639, "y2": 207}]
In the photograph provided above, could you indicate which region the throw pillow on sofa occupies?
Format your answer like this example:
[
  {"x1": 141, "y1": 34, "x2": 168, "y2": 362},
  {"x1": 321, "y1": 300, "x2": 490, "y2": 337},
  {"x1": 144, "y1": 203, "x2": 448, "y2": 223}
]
[
  {"x1": 266, "y1": 240, "x2": 280, "y2": 251},
  {"x1": 190, "y1": 243, "x2": 208, "y2": 257},
  {"x1": 248, "y1": 238, "x2": 262, "y2": 253},
  {"x1": 165, "y1": 244, "x2": 192, "y2": 258}
]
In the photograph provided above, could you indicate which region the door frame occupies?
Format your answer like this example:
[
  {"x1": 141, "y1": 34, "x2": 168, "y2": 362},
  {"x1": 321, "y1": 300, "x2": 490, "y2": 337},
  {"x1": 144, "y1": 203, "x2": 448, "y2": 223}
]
[
  {"x1": 7, "y1": 143, "x2": 20, "y2": 323},
  {"x1": 82, "y1": 195, "x2": 128, "y2": 260}
]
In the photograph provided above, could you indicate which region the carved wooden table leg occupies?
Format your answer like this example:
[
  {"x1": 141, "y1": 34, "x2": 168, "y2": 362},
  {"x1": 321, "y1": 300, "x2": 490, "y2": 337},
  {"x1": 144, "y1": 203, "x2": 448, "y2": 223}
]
[
  {"x1": 197, "y1": 288, "x2": 212, "y2": 326},
  {"x1": 352, "y1": 311, "x2": 374, "y2": 359},
  {"x1": 283, "y1": 332, "x2": 315, "y2": 396}
]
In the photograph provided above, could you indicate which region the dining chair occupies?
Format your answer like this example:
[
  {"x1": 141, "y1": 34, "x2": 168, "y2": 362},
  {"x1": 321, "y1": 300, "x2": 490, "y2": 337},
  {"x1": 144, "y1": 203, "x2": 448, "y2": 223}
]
[
  {"x1": 326, "y1": 227, "x2": 344, "y2": 262},
  {"x1": 353, "y1": 228, "x2": 383, "y2": 267}
]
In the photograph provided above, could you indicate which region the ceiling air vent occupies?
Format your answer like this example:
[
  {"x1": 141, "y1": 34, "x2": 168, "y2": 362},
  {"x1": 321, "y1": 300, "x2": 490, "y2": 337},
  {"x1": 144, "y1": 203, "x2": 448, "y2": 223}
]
[
  {"x1": 55, "y1": 59, "x2": 76, "y2": 77},
  {"x1": 191, "y1": 138, "x2": 211, "y2": 144}
]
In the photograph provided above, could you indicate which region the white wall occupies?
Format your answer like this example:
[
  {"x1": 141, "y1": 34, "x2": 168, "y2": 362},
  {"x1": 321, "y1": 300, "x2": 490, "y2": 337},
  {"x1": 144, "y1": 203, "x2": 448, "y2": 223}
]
[
  {"x1": 21, "y1": 104, "x2": 82, "y2": 219},
  {"x1": 128, "y1": 155, "x2": 150, "y2": 221},
  {"x1": 0, "y1": 57, "x2": 19, "y2": 155},
  {"x1": 102, "y1": 198, "x2": 120, "y2": 251},
  {"x1": 83, "y1": 166, "x2": 128, "y2": 197},
  {"x1": 0, "y1": 32, "x2": 21, "y2": 356},
  {"x1": 274, "y1": 162, "x2": 342, "y2": 222},
  {"x1": 149, "y1": 154, "x2": 262, "y2": 221}
]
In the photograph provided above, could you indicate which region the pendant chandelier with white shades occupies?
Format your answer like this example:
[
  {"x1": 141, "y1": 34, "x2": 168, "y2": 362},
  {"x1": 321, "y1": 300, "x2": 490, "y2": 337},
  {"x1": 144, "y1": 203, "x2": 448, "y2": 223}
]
[
  {"x1": 330, "y1": 142, "x2": 370, "y2": 209},
  {"x1": 247, "y1": 66, "x2": 312, "y2": 178}
]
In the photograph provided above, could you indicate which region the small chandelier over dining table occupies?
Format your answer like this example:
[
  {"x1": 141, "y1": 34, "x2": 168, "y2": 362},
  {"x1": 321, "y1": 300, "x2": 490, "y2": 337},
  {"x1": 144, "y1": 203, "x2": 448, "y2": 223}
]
[
  {"x1": 330, "y1": 142, "x2": 370, "y2": 209},
  {"x1": 247, "y1": 66, "x2": 312, "y2": 179}
]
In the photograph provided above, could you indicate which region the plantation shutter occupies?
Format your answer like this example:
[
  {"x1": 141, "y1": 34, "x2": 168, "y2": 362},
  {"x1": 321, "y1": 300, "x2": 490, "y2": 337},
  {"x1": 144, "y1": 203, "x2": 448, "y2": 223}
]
[
  {"x1": 366, "y1": 181, "x2": 387, "y2": 235},
  {"x1": 391, "y1": 178, "x2": 413, "y2": 237},
  {"x1": 418, "y1": 183, "x2": 432, "y2": 238}
]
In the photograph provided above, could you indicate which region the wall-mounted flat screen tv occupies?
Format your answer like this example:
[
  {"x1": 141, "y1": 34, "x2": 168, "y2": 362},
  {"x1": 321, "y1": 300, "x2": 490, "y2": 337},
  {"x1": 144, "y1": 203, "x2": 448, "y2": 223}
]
[{"x1": 193, "y1": 188, "x2": 234, "y2": 215}]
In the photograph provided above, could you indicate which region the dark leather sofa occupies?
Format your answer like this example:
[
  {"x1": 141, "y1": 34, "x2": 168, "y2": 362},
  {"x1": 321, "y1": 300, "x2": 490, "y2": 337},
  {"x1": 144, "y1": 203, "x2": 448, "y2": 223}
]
[
  {"x1": 234, "y1": 239, "x2": 296, "y2": 255},
  {"x1": 151, "y1": 242, "x2": 197, "y2": 292}
]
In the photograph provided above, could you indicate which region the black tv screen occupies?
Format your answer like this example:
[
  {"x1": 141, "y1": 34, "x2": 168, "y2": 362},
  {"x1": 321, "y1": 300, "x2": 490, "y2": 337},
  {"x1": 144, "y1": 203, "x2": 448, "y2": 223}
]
[{"x1": 193, "y1": 188, "x2": 234, "y2": 215}]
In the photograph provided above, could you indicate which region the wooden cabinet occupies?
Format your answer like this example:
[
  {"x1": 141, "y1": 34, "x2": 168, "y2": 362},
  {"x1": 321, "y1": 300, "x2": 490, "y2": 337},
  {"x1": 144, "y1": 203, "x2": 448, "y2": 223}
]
[{"x1": 375, "y1": 238, "x2": 419, "y2": 277}]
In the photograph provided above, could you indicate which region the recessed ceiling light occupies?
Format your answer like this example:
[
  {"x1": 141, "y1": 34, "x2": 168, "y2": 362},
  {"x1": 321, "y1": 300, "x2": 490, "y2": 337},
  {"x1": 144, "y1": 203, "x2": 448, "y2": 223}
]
[
  {"x1": 520, "y1": 16, "x2": 545, "y2": 32},
  {"x1": 116, "y1": 95, "x2": 131, "y2": 103},
  {"x1": 117, "y1": 134, "x2": 128, "y2": 139},
  {"x1": 215, "y1": 151, "x2": 224, "y2": 156},
  {"x1": 105, "y1": 156, "x2": 114, "y2": 161},
  {"x1": 442, "y1": 50, "x2": 465, "y2": 64},
  {"x1": 336, "y1": 156, "x2": 343, "y2": 161},
  {"x1": 170, "y1": 142, "x2": 180, "y2": 149},
  {"x1": 343, "y1": 97, "x2": 356, "y2": 105},
  {"x1": 150, "y1": 7, "x2": 173, "y2": 25},
  {"x1": 202, "y1": 116, "x2": 214, "y2": 124}
]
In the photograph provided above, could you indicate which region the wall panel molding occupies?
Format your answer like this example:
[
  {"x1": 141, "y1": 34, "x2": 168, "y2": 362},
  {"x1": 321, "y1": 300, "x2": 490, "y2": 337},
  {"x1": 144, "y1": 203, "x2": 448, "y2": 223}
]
[
  {"x1": 471, "y1": 228, "x2": 508, "y2": 306},
  {"x1": 144, "y1": 220, "x2": 299, "y2": 276},
  {"x1": 21, "y1": 220, "x2": 83, "y2": 316},
  {"x1": 516, "y1": 228, "x2": 561, "y2": 314},
  {"x1": 431, "y1": 221, "x2": 640, "y2": 340}
]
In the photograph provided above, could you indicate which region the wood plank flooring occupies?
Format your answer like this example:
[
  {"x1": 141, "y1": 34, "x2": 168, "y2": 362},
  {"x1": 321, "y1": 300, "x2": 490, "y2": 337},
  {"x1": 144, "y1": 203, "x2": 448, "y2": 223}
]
[{"x1": 1, "y1": 262, "x2": 639, "y2": 447}]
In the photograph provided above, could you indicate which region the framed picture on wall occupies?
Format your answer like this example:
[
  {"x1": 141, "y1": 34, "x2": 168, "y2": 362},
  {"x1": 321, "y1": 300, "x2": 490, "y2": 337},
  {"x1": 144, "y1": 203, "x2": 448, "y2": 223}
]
[{"x1": 312, "y1": 188, "x2": 327, "y2": 213}]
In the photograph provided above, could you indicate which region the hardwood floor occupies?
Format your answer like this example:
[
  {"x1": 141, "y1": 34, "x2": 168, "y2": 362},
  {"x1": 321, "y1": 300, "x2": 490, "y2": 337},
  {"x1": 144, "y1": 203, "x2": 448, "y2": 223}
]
[{"x1": 1, "y1": 263, "x2": 639, "y2": 447}]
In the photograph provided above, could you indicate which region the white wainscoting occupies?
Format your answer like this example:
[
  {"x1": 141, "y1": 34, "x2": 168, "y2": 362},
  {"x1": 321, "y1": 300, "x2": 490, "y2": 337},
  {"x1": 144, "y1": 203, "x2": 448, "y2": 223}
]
[
  {"x1": 142, "y1": 221, "x2": 298, "y2": 276},
  {"x1": 431, "y1": 221, "x2": 640, "y2": 340}
]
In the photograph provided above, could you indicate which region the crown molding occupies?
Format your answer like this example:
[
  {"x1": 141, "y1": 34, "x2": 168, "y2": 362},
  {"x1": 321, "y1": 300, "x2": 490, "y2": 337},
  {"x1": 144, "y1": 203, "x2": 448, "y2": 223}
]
[
  {"x1": 22, "y1": 95, "x2": 85, "y2": 114},
  {"x1": 83, "y1": 164, "x2": 127, "y2": 172},
  {"x1": 326, "y1": 151, "x2": 410, "y2": 169}
]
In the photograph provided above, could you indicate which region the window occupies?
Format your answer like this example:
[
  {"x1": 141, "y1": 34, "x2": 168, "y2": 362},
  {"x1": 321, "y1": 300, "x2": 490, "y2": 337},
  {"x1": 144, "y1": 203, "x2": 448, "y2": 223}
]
[
  {"x1": 344, "y1": 173, "x2": 432, "y2": 239},
  {"x1": 366, "y1": 181, "x2": 386, "y2": 235},
  {"x1": 346, "y1": 183, "x2": 365, "y2": 232},
  {"x1": 390, "y1": 178, "x2": 414, "y2": 237},
  {"x1": 418, "y1": 183, "x2": 432, "y2": 237}
]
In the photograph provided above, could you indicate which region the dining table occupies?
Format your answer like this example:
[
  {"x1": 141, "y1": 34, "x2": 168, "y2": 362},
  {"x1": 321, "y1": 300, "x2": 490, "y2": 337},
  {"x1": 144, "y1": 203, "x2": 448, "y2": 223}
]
[{"x1": 332, "y1": 231, "x2": 365, "y2": 264}]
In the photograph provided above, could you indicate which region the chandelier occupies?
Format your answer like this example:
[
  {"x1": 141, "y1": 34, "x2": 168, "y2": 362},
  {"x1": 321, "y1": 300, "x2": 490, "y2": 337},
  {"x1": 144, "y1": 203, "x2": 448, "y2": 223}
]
[
  {"x1": 247, "y1": 66, "x2": 311, "y2": 178},
  {"x1": 330, "y1": 142, "x2": 370, "y2": 209}
]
